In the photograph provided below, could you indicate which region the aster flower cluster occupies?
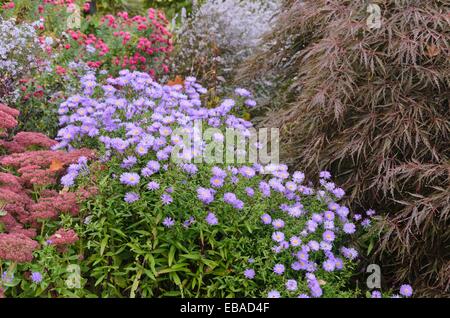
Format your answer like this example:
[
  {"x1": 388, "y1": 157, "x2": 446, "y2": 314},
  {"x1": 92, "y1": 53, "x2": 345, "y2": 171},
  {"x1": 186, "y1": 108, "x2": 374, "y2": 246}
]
[
  {"x1": 51, "y1": 70, "x2": 397, "y2": 298},
  {"x1": 0, "y1": 17, "x2": 44, "y2": 79}
]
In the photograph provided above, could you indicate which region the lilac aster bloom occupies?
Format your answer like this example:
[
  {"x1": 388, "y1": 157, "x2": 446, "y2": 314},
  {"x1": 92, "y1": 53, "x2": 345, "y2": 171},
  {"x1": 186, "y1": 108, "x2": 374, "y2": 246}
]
[
  {"x1": 124, "y1": 192, "x2": 140, "y2": 203},
  {"x1": 205, "y1": 212, "x2": 218, "y2": 225},
  {"x1": 273, "y1": 264, "x2": 285, "y2": 275},
  {"x1": 31, "y1": 272, "x2": 43, "y2": 283},
  {"x1": 308, "y1": 240, "x2": 320, "y2": 251},
  {"x1": 319, "y1": 171, "x2": 332, "y2": 179},
  {"x1": 323, "y1": 230, "x2": 335, "y2": 242},
  {"x1": 120, "y1": 172, "x2": 140, "y2": 186},
  {"x1": 341, "y1": 247, "x2": 358, "y2": 260},
  {"x1": 334, "y1": 258, "x2": 344, "y2": 270},
  {"x1": 399, "y1": 284, "x2": 413, "y2": 297},
  {"x1": 147, "y1": 160, "x2": 161, "y2": 172},
  {"x1": 343, "y1": 223, "x2": 356, "y2": 234},
  {"x1": 245, "y1": 187, "x2": 255, "y2": 197},
  {"x1": 211, "y1": 166, "x2": 227, "y2": 178},
  {"x1": 291, "y1": 262, "x2": 302, "y2": 271},
  {"x1": 324, "y1": 210, "x2": 335, "y2": 221},
  {"x1": 272, "y1": 219, "x2": 285, "y2": 229},
  {"x1": 285, "y1": 279, "x2": 298, "y2": 292},
  {"x1": 272, "y1": 231, "x2": 285, "y2": 243},
  {"x1": 366, "y1": 209, "x2": 376, "y2": 216},
  {"x1": 361, "y1": 219, "x2": 371, "y2": 228},
  {"x1": 267, "y1": 290, "x2": 281, "y2": 298},
  {"x1": 239, "y1": 166, "x2": 255, "y2": 178},
  {"x1": 161, "y1": 194, "x2": 173, "y2": 205},
  {"x1": 147, "y1": 181, "x2": 160, "y2": 190},
  {"x1": 290, "y1": 236, "x2": 301, "y2": 247},
  {"x1": 292, "y1": 171, "x2": 305, "y2": 183},
  {"x1": 308, "y1": 279, "x2": 323, "y2": 298},
  {"x1": 333, "y1": 187, "x2": 345, "y2": 198},
  {"x1": 162, "y1": 217, "x2": 175, "y2": 228},
  {"x1": 121, "y1": 156, "x2": 137, "y2": 169},
  {"x1": 244, "y1": 269, "x2": 255, "y2": 279},
  {"x1": 298, "y1": 294, "x2": 310, "y2": 298},
  {"x1": 323, "y1": 259, "x2": 336, "y2": 272},
  {"x1": 371, "y1": 290, "x2": 382, "y2": 298},
  {"x1": 210, "y1": 176, "x2": 224, "y2": 188},
  {"x1": 197, "y1": 187, "x2": 215, "y2": 205},
  {"x1": 248, "y1": 258, "x2": 255, "y2": 264},
  {"x1": 261, "y1": 214, "x2": 272, "y2": 225}
]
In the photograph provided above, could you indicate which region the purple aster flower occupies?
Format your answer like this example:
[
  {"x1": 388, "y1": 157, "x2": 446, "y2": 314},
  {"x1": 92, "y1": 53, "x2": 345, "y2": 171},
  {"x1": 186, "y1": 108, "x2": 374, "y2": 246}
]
[
  {"x1": 341, "y1": 247, "x2": 358, "y2": 260},
  {"x1": 161, "y1": 194, "x2": 173, "y2": 205},
  {"x1": 124, "y1": 192, "x2": 140, "y2": 203},
  {"x1": 162, "y1": 217, "x2": 175, "y2": 228},
  {"x1": 399, "y1": 284, "x2": 413, "y2": 297},
  {"x1": 272, "y1": 219, "x2": 285, "y2": 229},
  {"x1": 147, "y1": 160, "x2": 161, "y2": 172},
  {"x1": 291, "y1": 262, "x2": 302, "y2": 271},
  {"x1": 323, "y1": 230, "x2": 335, "y2": 242},
  {"x1": 308, "y1": 279, "x2": 323, "y2": 298},
  {"x1": 120, "y1": 172, "x2": 140, "y2": 186},
  {"x1": 361, "y1": 219, "x2": 371, "y2": 228},
  {"x1": 273, "y1": 264, "x2": 285, "y2": 275},
  {"x1": 147, "y1": 181, "x2": 160, "y2": 190},
  {"x1": 286, "y1": 279, "x2": 298, "y2": 291},
  {"x1": 31, "y1": 272, "x2": 43, "y2": 283},
  {"x1": 272, "y1": 231, "x2": 285, "y2": 243},
  {"x1": 333, "y1": 187, "x2": 345, "y2": 199},
  {"x1": 239, "y1": 166, "x2": 255, "y2": 178},
  {"x1": 245, "y1": 187, "x2": 255, "y2": 197},
  {"x1": 343, "y1": 223, "x2": 356, "y2": 234},
  {"x1": 298, "y1": 294, "x2": 310, "y2": 298},
  {"x1": 292, "y1": 171, "x2": 305, "y2": 183},
  {"x1": 244, "y1": 269, "x2": 255, "y2": 279},
  {"x1": 197, "y1": 187, "x2": 215, "y2": 205},
  {"x1": 211, "y1": 166, "x2": 227, "y2": 178},
  {"x1": 268, "y1": 290, "x2": 281, "y2": 298},
  {"x1": 290, "y1": 236, "x2": 301, "y2": 247},
  {"x1": 323, "y1": 259, "x2": 336, "y2": 272},
  {"x1": 261, "y1": 214, "x2": 272, "y2": 225},
  {"x1": 324, "y1": 210, "x2": 335, "y2": 221},
  {"x1": 121, "y1": 156, "x2": 137, "y2": 169},
  {"x1": 248, "y1": 258, "x2": 255, "y2": 264},
  {"x1": 371, "y1": 290, "x2": 382, "y2": 298},
  {"x1": 205, "y1": 212, "x2": 218, "y2": 225},
  {"x1": 308, "y1": 240, "x2": 320, "y2": 251},
  {"x1": 366, "y1": 209, "x2": 376, "y2": 216},
  {"x1": 335, "y1": 258, "x2": 344, "y2": 270},
  {"x1": 210, "y1": 176, "x2": 224, "y2": 188},
  {"x1": 319, "y1": 171, "x2": 332, "y2": 179}
]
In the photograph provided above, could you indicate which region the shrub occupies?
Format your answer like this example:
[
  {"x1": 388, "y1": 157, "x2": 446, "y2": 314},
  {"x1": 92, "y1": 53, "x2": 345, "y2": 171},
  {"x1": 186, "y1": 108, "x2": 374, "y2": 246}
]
[
  {"x1": 174, "y1": 0, "x2": 280, "y2": 91},
  {"x1": 42, "y1": 70, "x2": 409, "y2": 298},
  {"x1": 240, "y1": 0, "x2": 450, "y2": 296},
  {"x1": 0, "y1": 17, "x2": 46, "y2": 104}
]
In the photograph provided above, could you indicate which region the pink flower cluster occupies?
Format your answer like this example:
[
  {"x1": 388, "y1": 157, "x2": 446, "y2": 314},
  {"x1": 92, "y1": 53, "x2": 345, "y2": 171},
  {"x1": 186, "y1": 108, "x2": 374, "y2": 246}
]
[
  {"x1": 0, "y1": 103, "x2": 95, "y2": 263},
  {"x1": 0, "y1": 233, "x2": 39, "y2": 263}
]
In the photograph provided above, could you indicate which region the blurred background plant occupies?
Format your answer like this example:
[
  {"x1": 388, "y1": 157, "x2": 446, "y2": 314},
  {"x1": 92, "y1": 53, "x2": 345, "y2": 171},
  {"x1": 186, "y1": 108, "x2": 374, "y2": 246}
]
[
  {"x1": 239, "y1": 0, "x2": 450, "y2": 296},
  {"x1": 173, "y1": 0, "x2": 280, "y2": 94}
]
